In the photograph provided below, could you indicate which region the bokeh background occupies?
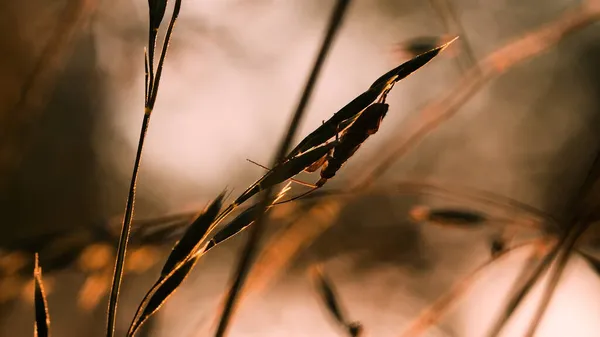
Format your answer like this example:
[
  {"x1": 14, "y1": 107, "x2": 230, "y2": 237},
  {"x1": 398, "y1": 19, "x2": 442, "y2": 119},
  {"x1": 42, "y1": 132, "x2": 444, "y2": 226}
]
[{"x1": 1, "y1": 0, "x2": 600, "y2": 336}]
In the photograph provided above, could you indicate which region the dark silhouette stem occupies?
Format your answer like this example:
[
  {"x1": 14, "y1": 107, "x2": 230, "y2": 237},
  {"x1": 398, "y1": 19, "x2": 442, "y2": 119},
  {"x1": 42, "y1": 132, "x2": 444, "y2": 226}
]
[{"x1": 106, "y1": 111, "x2": 151, "y2": 337}]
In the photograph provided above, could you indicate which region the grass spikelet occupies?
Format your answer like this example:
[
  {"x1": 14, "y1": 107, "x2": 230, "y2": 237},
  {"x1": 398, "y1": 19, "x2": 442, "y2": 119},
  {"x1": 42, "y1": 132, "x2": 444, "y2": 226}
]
[
  {"x1": 233, "y1": 141, "x2": 338, "y2": 206},
  {"x1": 161, "y1": 192, "x2": 225, "y2": 276},
  {"x1": 408, "y1": 205, "x2": 487, "y2": 228},
  {"x1": 33, "y1": 253, "x2": 50, "y2": 337},
  {"x1": 288, "y1": 37, "x2": 455, "y2": 160},
  {"x1": 369, "y1": 37, "x2": 458, "y2": 90},
  {"x1": 206, "y1": 183, "x2": 292, "y2": 252},
  {"x1": 128, "y1": 193, "x2": 225, "y2": 336},
  {"x1": 128, "y1": 254, "x2": 200, "y2": 337},
  {"x1": 311, "y1": 264, "x2": 362, "y2": 337},
  {"x1": 286, "y1": 87, "x2": 384, "y2": 159}
]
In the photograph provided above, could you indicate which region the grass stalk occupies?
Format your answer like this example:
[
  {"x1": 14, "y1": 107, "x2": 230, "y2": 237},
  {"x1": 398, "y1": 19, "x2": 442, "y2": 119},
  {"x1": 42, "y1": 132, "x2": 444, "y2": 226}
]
[
  {"x1": 105, "y1": 1, "x2": 182, "y2": 336},
  {"x1": 105, "y1": 112, "x2": 151, "y2": 337},
  {"x1": 213, "y1": 1, "x2": 352, "y2": 335}
]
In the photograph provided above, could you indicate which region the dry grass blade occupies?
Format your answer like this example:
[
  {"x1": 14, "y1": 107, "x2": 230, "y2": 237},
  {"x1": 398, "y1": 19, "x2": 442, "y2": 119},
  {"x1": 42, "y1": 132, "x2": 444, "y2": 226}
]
[
  {"x1": 316, "y1": 103, "x2": 389, "y2": 186},
  {"x1": 234, "y1": 140, "x2": 338, "y2": 206},
  {"x1": 161, "y1": 193, "x2": 225, "y2": 276},
  {"x1": 354, "y1": 0, "x2": 600, "y2": 190},
  {"x1": 399, "y1": 239, "x2": 544, "y2": 337},
  {"x1": 33, "y1": 253, "x2": 51, "y2": 337},
  {"x1": 311, "y1": 265, "x2": 362, "y2": 337},
  {"x1": 148, "y1": 0, "x2": 182, "y2": 110},
  {"x1": 129, "y1": 192, "x2": 226, "y2": 336},
  {"x1": 146, "y1": 0, "x2": 168, "y2": 96},
  {"x1": 206, "y1": 206, "x2": 257, "y2": 252},
  {"x1": 128, "y1": 254, "x2": 200, "y2": 337},
  {"x1": 287, "y1": 36, "x2": 455, "y2": 160},
  {"x1": 370, "y1": 37, "x2": 457, "y2": 90},
  {"x1": 106, "y1": 1, "x2": 182, "y2": 336},
  {"x1": 214, "y1": 2, "x2": 352, "y2": 334},
  {"x1": 286, "y1": 87, "x2": 384, "y2": 159}
]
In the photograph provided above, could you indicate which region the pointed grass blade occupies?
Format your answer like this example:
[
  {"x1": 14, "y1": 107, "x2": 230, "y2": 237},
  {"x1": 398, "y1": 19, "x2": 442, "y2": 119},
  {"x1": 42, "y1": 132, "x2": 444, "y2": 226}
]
[
  {"x1": 128, "y1": 253, "x2": 200, "y2": 337},
  {"x1": 234, "y1": 141, "x2": 338, "y2": 206},
  {"x1": 370, "y1": 36, "x2": 458, "y2": 90},
  {"x1": 33, "y1": 253, "x2": 50, "y2": 337},
  {"x1": 161, "y1": 192, "x2": 225, "y2": 276}
]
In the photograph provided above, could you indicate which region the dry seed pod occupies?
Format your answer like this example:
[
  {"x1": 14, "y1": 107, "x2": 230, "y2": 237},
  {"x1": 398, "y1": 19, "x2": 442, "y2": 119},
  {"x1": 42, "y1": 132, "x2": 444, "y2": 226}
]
[
  {"x1": 370, "y1": 37, "x2": 458, "y2": 90},
  {"x1": 33, "y1": 254, "x2": 50, "y2": 337},
  {"x1": 161, "y1": 192, "x2": 225, "y2": 276},
  {"x1": 234, "y1": 140, "x2": 338, "y2": 206},
  {"x1": 317, "y1": 103, "x2": 389, "y2": 186},
  {"x1": 409, "y1": 205, "x2": 487, "y2": 227}
]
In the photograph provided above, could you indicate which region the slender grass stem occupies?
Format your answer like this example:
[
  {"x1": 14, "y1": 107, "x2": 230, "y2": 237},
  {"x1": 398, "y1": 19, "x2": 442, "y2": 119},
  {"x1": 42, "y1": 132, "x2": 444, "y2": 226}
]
[
  {"x1": 213, "y1": 1, "x2": 352, "y2": 336},
  {"x1": 106, "y1": 112, "x2": 151, "y2": 337},
  {"x1": 105, "y1": 2, "x2": 181, "y2": 335}
]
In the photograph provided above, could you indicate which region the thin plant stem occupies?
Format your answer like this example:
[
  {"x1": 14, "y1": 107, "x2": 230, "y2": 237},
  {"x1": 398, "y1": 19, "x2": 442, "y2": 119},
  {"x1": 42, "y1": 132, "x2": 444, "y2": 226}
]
[
  {"x1": 213, "y1": 1, "x2": 352, "y2": 335},
  {"x1": 105, "y1": 1, "x2": 181, "y2": 336},
  {"x1": 105, "y1": 112, "x2": 151, "y2": 337}
]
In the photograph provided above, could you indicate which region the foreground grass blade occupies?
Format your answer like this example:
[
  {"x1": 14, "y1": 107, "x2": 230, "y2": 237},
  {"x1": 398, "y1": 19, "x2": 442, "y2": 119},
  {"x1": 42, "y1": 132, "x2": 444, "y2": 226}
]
[
  {"x1": 312, "y1": 265, "x2": 362, "y2": 337},
  {"x1": 214, "y1": 1, "x2": 352, "y2": 336},
  {"x1": 370, "y1": 37, "x2": 458, "y2": 90},
  {"x1": 161, "y1": 193, "x2": 225, "y2": 276},
  {"x1": 233, "y1": 140, "x2": 338, "y2": 206},
  {"x1": 128, "y1": 254, "x2": 200, "y2": 337},
  {"x1": 106, "y1": 1, "x2": 182, "y2": 336},
  {"x1": 286, "y1": 87, "x2": 383, "y2": 159},
  {"x1": 129, "y1": 193, "x2": 225, "y2": 336},
  {"x1": 205, "y1": 205, "x2": 258, "y2": 252},
  {"x1": 33, "y1": 253, "x2": 50, "y2": 337}
]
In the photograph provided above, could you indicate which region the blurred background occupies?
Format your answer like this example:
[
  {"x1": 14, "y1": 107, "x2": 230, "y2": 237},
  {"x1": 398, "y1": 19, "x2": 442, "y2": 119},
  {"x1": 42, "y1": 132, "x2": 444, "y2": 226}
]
[{"x1": 1, "y1": 0, "x2": 600, "y2": 336}]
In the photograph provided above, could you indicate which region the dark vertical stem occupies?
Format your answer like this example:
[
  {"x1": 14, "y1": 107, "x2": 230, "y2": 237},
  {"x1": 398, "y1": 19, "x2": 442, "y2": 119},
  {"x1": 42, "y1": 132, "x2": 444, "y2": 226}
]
[
  {"x1": 213, "y1": 1, "x2": 352, "y2": 336},
  {"x1": 105, "y1": 112, "x2": 151, "y2": 337}
]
